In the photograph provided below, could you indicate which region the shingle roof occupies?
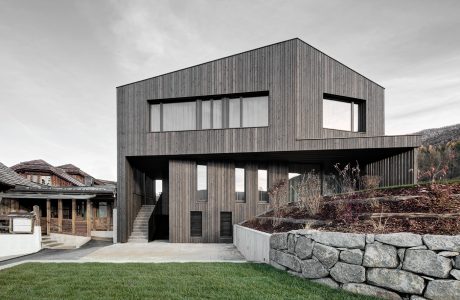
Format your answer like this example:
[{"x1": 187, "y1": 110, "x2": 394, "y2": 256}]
[
  {"x1": 11, "y1": 159, "x2": 85, "y2": 187},
  {"x1": 0, "y1": 162, "x2": 40, "y2": 188},
  {"x1": 57, "y1": 163, "x2": 106, "y2": 185}
]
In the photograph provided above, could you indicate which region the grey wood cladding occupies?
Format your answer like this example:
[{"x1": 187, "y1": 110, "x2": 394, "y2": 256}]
[{"x1": 117, "y1": 38, "x2": 421, "y2": 243}]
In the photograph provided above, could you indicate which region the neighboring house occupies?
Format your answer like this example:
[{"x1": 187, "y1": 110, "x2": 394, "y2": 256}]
[
  {"x1": 116, "y1": 38, "x2": 420, "y2": 243},
  {"x1": 0, "y1": 160, "x2": 116, "y2": 240}
]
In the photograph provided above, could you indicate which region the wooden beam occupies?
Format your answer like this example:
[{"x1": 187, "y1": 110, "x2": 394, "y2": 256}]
[
  {"x1": 72, "y1": 199, "x2": 76, "y2": 235},
  {"x1": 46, "y1": 199, "x2": 50, "y2": 235},
  {"x1": 58, "y1": 199, "x2": 63, "y2": 233},
  {"x1": 86, "y1": 200, "x2": 92, "y2": 237}
]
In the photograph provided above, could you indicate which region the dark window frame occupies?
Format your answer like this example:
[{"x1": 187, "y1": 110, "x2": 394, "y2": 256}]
[
  {"x1": 322, "y1": 94, "x2": 366, "y2": 133},
  {"x1": 148, "y1": 91, "x2": 269, "y2": 133}
]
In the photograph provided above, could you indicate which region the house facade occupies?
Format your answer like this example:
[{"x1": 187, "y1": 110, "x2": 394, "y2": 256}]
[
  {"x1": 0, "y1": 160, "x2": 116, "y2": 239},
  {"x1": 117, "y1": 38, "x2": 420, "y2": 243}
]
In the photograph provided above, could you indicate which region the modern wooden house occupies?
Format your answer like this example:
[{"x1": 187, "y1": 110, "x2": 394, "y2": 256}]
[
  {"x1": 117, "y1": 38, "x2": 420, "y2": 243},
  {"x1": 0, "y1": 161, "x2": 116, "y2": 240}
]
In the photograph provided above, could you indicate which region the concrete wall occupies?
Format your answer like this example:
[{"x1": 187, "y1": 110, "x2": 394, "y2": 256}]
[
  {"x1": 0, "y1": 226, "x2": 41, "y2": 257},
  {"x1": 234, "y1": 224, "x2": 271, "y2": 263},
  {"x1": 270, "y1": 230, "x2": 460, "y2": 300}
]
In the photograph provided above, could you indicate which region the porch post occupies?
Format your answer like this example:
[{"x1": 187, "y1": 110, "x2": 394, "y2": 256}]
[
  {"x1": 86, "y1": 200, "x2": 92, "y2": 237},
  {"x1": 72, "y1": 199, "x2": 76, "y2": 235},
  {"x1": 58, "y1": 199, "x2": 63, "y2": 233},
  {"x1": 46, "y1": 199, "x2": 50, "y2": 235}
]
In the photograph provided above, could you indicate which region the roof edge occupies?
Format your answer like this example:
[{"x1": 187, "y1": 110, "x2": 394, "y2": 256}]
[{"x1": 116, "y1": 37, "x2": 384, "y2": 90}]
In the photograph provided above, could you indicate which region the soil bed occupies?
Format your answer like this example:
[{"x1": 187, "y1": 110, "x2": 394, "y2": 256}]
[{"x1": 243, "y1": 182, "x2": 460, "y2": 235}]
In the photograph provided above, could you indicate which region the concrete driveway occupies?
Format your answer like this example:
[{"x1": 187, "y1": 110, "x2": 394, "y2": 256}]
[
  {"x1": 82, "y1": 240, "x2": 245, "y2": 263},
  {"x1": 0, "y1": 240, "x2": 246, "y2": 270}
]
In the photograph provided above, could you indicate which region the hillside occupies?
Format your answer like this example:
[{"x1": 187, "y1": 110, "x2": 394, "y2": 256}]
[{"x1": 415, "y1": 123, "x2": 460, "y2": 146}]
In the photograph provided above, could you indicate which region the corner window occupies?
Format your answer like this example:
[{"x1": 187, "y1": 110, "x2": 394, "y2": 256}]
[
  {"x1": 235, "y1": 167, "x2": 245, "y2": 202},
  {"x1": 258, "y1": 169, "x2": 268, "y2": 202},
  {"x1": 323, "y1": 96, "x2": 365, "y2": 132},
  {"x1": 197, "y1": 164, "x2": 208, "y2": 201}
]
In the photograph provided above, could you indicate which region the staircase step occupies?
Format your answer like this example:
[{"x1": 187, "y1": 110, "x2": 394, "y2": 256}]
[{"x1": 42, "y1": 242, "x2": 64, "y2": 248}]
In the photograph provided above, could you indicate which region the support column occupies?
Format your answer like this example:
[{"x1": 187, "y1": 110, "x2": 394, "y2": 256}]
[
  {"x1": 72, "y1": 199, "x2": 76, "y2": 235},
  {"x1": 46, "y1": 199, "x2": 50, "y2": 235},
  {"x1": 58, "y1": 199, "x2": 63, "y2": 233},
  {"x1": 86, "y1": 200, "x2": 92, "y2": 237}
]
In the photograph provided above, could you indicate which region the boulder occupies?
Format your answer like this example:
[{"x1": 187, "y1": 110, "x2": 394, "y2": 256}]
[
  {"x1": 424, "y1": 280, "x2": 460, "y2": 300},
  {"x1": 342, "y1": 283, "x2": 402, "y2": 300},
  {"x1": 410, "y1": 296, "x2": 428, "y2": 300},
  {"x1": 340, "y1": 249, "x2": 363, "y2": 265},
  {"x1": 375, "y1": 233, "x2": 423, "y2": 247},
  {"x1": 330, "y1": 262, "x2": 365, "y2": 283},
  {"x1": 367, "y1": 268, "x2": 425, "y2": 295},
  {"x1": 300, "y1": 257, "x2": 329, "y2": 279},
  {"x1": 310, "y1": 232, "x2": 366, "y2": 249},
  {"x1": 269, "y1": 249, "x2": 301, "y2": 272},
  {"x1": 363, "y1": 242, "x2": 399, "y2": 268},
  {"x1": 270, "y1": 260, "x2": 287, "y2": 271},
  {"x1": 450, "y1": 269, "x2": 460, "y2": 280},
  {"x1": 403, "y1": 250, "x2": 452, "y2": 278},
  {"x1": 270, "y1": 233, "x2": 288, "y2": 250},
  {"x1": 456, "y1": 256, "x2": 460, "y2": 268},
  {"x1": 287, "y1": 234, "x2": 296, "y2": 254},
  {"x1": 397, "y1": 249, "x2": 406, "y2": 262},
  {"x1": 366, "y1": 234, "x2": 375, "y2": 244},
  {"x1": 423, "y1": 235, "x2": 460, "y2": 252},
  {"x1": 311, "y1": 277, "x2": 339, "y2": 289},
  {"x1": 312, "y1": 243, "x2": 339, "y2": 269},
  {"x1": 295, "y1": 236, "x2": 314, "y2": 259},
  {"x1": 438, "y1": 251, "x2": 459, "y2": 258}
]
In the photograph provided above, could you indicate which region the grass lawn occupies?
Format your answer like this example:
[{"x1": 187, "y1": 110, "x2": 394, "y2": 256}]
[{"x1": 0, "y1": 262, "x2": 377, "y2": 300}]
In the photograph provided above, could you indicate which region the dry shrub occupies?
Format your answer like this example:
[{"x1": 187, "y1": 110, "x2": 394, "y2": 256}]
[
  {"x1": 371, "y1": 208, "x2": 389, "y2": 233},
  {"x1": 361, "y1": 175, "x2": 381, "y2": 197},
  {"x1": 268, "y1": 179, "x2": 289, "y2": 227},
  {"x1": 291, "y1": 170, "x2": 323, "y2": 216},
  {"x1": 334, "y1": 162, "x2": 361, "y2": 194}
]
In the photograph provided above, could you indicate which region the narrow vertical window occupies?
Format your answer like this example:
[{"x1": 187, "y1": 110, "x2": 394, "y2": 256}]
[
  {"x1": 197, "y1": 164, "x2": 208, "y2": 201},
  {"x1": 190, "y1": 211, "x2": 202, "y2": 237},
  {"x1": 228, "y1": 98, "x2": 241, "y2": 128},
  {"x1": 201, "y1": 100, "x2": 211, "y2": 129},
  {"x1": 258, "y1": 169, "x2": 268, "y2": 202},
  {"x1": 212, "y1": 99, "x2": 223, "y2": 129},
  {"x1": 353, "y1": 103, "x2": 359, "y2": 132},
  {"x1": 150, "y1": 104, "x2": 161, "y2": 132},
  {"x1": 220, "y1": 212, "x2": 232, "y2": 237},
  {"x1": 235, "y1": 167, "x2": 245, "y2": 202},
  {"x1": 155, "y1": 179, "x2": 163, "y2": 201}
]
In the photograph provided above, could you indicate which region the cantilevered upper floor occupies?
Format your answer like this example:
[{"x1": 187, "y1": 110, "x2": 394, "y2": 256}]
[{"x1": 117, "y1": 38, "x2": 420, "y2": 157}]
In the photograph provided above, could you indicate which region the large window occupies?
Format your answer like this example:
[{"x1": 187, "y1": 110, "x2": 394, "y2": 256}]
[
  {"x1": 258, "y1": 169, "x2": 268, "y2": 202},
  {"x1": 162, "y1": 101, "x2": 196, "y2": 131},
  {"x1": 197, "y1": 164, "x2": 207, "y2": 201},
  {"x1": 150, "y1": 93, "x2": 269, "y2": 132},
  {"x1": 323, "y1": 96, "x2": 365, "y2": 132},
  {"x1": 242, "y1": 96, "x2": 269, "y2": 127},
  {"x1": 235, "y1": 167, "x2": 246, "y2": 202}
]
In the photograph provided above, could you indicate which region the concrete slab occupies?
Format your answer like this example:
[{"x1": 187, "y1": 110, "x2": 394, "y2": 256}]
[
  {"x1": 0, "y1": 240, "x2": 246, "y2": 270},
  {"x1": 81, "y1": 241, "x2": 246, "y2": 263}
]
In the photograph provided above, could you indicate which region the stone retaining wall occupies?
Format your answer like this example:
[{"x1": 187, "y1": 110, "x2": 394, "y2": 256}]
[{"x1": 270, "y1": 230, "x2": 460, "y2": 300}]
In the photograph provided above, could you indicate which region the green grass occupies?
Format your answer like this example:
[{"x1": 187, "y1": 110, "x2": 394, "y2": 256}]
[{"x1": 0, "y1": 263, "x2": 377, "y2": 300}]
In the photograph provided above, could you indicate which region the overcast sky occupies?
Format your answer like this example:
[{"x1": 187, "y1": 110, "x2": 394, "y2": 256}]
[{"x1": 1, "y1": 0, "x2": 459, "y2": 180}]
